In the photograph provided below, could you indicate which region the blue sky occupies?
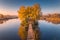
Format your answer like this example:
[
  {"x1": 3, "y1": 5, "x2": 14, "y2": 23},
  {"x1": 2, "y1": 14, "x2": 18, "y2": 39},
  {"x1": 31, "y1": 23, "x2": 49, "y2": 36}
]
[{"x1": 0, "y1": 0, "x2": 60, "y2": 15}]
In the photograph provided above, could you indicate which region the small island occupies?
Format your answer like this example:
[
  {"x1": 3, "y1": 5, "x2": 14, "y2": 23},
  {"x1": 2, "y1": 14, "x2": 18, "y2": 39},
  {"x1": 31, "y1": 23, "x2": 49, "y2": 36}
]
[
  {"x1": 40, "y1": 13, "x2": 60, "y2": 24},
  {"x1": 0, "y1": 14, "x2": 18, "y2": 20}
]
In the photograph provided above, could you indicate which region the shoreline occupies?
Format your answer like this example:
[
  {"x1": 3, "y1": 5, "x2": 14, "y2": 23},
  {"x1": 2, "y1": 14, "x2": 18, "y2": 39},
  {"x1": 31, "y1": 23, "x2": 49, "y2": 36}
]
[
  {"x1": 0, "y1": 17, "x2": 18, "y2": 20},
  {"x1": 40, "y1": 17, "x2": 60, "y2": 24}
]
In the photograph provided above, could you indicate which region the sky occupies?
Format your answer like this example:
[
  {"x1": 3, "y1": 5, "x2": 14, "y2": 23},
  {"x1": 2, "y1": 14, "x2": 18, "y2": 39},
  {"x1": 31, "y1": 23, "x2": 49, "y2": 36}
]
[{"x1": 0, "y1": 0, "x2": 60, "y2": 15}]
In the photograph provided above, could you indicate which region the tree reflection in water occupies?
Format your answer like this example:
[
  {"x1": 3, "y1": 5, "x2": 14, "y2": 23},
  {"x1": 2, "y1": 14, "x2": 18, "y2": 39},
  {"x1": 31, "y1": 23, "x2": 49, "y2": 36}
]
[
  {"x1": 18, "y1": 3, "x2": 41, "y2": 40},
  {"x1": 18, "y1": 20, "x2": 41, "y2": 40},
  {"x1": 0, "y1": 20, "x2": 8, "y2": 24}
]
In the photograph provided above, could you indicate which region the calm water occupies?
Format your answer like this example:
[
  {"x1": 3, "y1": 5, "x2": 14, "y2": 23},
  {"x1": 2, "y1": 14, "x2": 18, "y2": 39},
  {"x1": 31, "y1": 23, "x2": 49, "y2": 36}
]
[{"x1": 0, "y1": 19, "x2": 60, "y2": 40}]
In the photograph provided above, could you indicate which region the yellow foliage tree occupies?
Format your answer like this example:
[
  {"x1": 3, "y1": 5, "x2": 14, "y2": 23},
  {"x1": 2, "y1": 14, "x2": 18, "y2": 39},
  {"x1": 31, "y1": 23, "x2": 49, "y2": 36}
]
[
  {"x1": 18, "y1": 3, "x2": 41, "y2": 40},
  {"x1": 18, "y1": 4, "x2": 41, "y2": 22}
]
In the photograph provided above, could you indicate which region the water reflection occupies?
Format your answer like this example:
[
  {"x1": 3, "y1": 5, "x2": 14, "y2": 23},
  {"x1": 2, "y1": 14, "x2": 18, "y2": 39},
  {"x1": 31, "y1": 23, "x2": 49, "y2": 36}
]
[
  {"x1": 38, "y1": 20, "x2": 60, "y2": 40},
  {"x1": 0, "y1": 19, "x2": 60, "y2": 40},
  {"x1": 0, "y1": 20, "x2": 8, "y2": 24},
  {"x1": 0, "y1": 19, "x2": 60, "y2": 24},
  {"x1": 18, "y1": 21, "x2": 41, "y2": 40},
  {"x1": 47, "y1": 21, "x2": 60, "y2": 24},
  {"x1": 0, "y1": 19, "x2": 20, "y2": 40},
  {"x1": 44, "y1": 19, "x2": 60, "y2": 24},
  {"x1": 40, "y1": 20, "x2": 60, "y2": 24}
]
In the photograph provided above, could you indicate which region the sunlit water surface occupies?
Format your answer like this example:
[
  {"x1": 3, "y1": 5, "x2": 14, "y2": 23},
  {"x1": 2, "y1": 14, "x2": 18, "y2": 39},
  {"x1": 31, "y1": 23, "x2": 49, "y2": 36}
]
[{"x1": 0, "y1": 19, "x2": 60, "y2": 40}]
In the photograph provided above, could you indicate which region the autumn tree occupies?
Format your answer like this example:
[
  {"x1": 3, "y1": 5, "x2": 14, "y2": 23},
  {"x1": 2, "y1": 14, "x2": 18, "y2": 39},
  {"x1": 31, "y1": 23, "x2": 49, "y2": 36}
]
[
  {"x1": 18, "y1": 6, "x2": 26, "y2": 21},
  {"x1": 18, "y1": 3, "x2": 41, "y2": 40}
]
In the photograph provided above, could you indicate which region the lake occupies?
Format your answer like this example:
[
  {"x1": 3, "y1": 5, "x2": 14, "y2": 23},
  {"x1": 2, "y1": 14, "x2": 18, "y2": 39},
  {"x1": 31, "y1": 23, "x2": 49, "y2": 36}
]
[{"x1": 0, "y1": 19, "x2": 60, "y2": 40}]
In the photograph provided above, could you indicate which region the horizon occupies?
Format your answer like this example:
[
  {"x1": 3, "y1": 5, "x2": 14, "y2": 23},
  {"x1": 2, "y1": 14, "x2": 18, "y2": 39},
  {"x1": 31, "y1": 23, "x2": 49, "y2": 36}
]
[{"x1": 0, "y1": 0, "x2": 60, "y2": 15}]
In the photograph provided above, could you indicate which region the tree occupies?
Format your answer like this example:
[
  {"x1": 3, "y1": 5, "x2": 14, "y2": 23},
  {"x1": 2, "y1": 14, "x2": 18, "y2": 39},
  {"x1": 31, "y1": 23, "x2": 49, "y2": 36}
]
[
  {"x1": 18, "y1": 3, "x2": 41, "y2": 40},
  {"x1": 18, "y1": 6, "x2": 26, "y2": 21},
  {"x1": 18, "y1": 3, "x2": 41, "y2": 21}
]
